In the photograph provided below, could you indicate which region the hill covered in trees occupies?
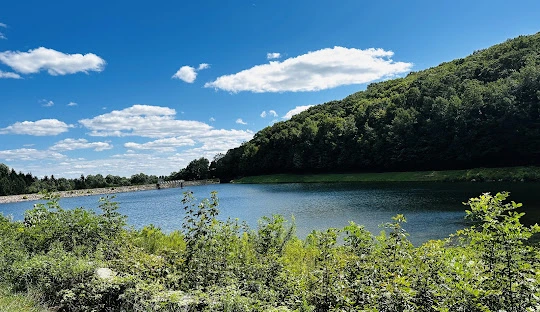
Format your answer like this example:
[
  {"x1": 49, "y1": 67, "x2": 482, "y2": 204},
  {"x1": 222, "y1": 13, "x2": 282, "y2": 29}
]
[{"x1": 212, "y1": 32, "x2": 540, "y2": 181}]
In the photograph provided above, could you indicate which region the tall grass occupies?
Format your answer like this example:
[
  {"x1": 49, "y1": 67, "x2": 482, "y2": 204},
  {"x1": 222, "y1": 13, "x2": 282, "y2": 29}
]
[{"x1": 0, "y1": 285, "x2": 50, "y2": 312}]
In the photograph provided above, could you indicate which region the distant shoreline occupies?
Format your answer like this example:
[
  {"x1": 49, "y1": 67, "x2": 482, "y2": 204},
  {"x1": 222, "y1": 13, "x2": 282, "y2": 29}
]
[
  {"x1": 0, "y1": 179, "x2": 220, "y2": 204},
  {"x1": 0, "y1": 184, "x2": 158, "y2": 205},
  {"x1": 235, "y1": 166, "x2": 540, "y2": 184}
]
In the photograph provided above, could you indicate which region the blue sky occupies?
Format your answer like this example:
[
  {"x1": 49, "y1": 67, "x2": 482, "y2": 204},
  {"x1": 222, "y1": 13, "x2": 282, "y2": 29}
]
[{"x1": 0, "y1": 0, "x2": 539, "y2": 178}]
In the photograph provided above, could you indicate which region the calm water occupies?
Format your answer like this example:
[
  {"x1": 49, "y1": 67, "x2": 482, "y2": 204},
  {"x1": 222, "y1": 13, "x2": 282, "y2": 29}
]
[{"x1": 2, "y1": 182, "x2": 540, "y2": 245}]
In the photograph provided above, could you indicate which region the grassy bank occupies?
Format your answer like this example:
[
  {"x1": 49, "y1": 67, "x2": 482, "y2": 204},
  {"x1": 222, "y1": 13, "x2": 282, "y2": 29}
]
[
  {"x1": 0, "y1": 285, "x2": 49, "y2": 312},
  {"x1": 235, "y1": 166, "x2": 540, "y2": 184}
]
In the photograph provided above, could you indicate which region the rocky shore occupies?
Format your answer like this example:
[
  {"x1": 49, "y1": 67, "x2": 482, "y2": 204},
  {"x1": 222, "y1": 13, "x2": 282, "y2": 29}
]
[
  {"x1": 0, "y1": 179, "x2": 221, "y2": 205},
  {"x1": 0, "y1": 184, "x2": 158, "y2": 204}
]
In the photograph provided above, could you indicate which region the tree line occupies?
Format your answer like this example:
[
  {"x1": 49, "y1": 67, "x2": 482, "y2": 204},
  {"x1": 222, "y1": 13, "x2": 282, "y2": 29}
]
[
  {"x1": 0, "y1": 163, "x2": 159, "y2": 196},
  {"x1": 0, "y1": 156, "x2": 214, "y2": 196},
  {"x1": 212, "y1": 32, "x2": 540, "y2": 181}
]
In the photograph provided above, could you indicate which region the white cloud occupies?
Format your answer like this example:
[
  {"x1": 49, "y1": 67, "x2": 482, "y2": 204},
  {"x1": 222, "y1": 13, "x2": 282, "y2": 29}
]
[
  {"x1": 2, "y1": 104, "x2": 255, "y2": 178},
  {"x1": 198, "y1": 63, "x2": 210, "y2": 70},
  {"x1": 41, "y1": 99, "x2": 54, "y2": 107},
  {"x1": 172, "y1": 65, "x2": 197, "y2": 83},
  {"x1": 0, "y1": 119, "x2": 73, "y2": 136},
  {"x1": 283, "y1": 105, "x2": 314, "y2": 119},
  {"x1": 0, "y1": 22, "x2": 6, "y2": 40},
  {"x1": 50, "y1": 138, "x2": 113, "y2": 152},
  {"x1": 172, "y1": 63, "x2": 210, "y2": 83},
  {"x1": 267, "y1": 52, "x2": 281, "y2": 60},
  {"x1": 166, "y1": 129, "x2": 253, "y2": 162},
  {"x1": 236, "y1": 118, "x2": 247, "y2": 125},
  {"x1": 0, "y1": 47, "x2": 106, "y2": 75},
  {"x1": 124, "y1": 137, "x2": 196, "y2": 152},
  {"x1": 209, "y1": 117, "x2": 216, "y2": 122},
  {"x1": 261, "y1": 110, "x2": 278, "y2": 118},
  {"x1": 79, "y1": 104, "x2": 213, "y2": 138},
  {"x1": 0, "y1": 148, "x2": 66, "y2": 162},
  {"x1": 0, "y1": 70, "x2": 21, "y2": 79},
  {"x1": 1, "y1": 129, "x2": 254, "y2": 178},
  {"x1": 205, "y1": 46, "x2": 412, "y2": 93},
  {"x1": 67, "y1": 102, "x2": 78, "y2": 106}
]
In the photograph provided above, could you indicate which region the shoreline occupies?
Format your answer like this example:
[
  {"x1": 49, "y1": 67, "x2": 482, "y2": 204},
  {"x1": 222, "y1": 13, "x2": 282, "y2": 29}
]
[
  {"x1": 0, "y1": 184, "x2": 158, "y2": 205},
  {"x1": 235, "y1": 166, "x2": 540, "y2": 184},
  {"x1": 0, "y1": 179, "x2": 220, "y2": 205}
]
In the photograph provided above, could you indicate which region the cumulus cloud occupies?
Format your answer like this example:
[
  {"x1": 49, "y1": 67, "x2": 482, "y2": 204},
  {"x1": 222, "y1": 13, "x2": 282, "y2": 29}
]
[
  {"x1": 0, "y1": 148, "x2": 66, "y2": 162},
  {"x1": 124, "y1": 137, "x2": 196, "y2": 152},
  {"x1": 1, "y1": 130, "x2": 254, "y2": 178},
  {"x1": 0, "y1": 70, "x2": 21, "y2": 79},
  {"x1": 172, "y1": 63, "x2": 210, "y2": 83},
  {"x1": 283, "y1": 105, "x2": 314, "y2": 119},
  {"x1": 0, "y1": 22, "x2": 6, "y2": 40},
  {"x1": 172, "y1": 66, "x2": 197, "y2": 83},
  {"x1": 41, "y1": 99, "x2": 54, "y2": 107},
  {"x1": 267, "y1": 52, "x2": 281, "y2": 60},
  {"x1": 0, "y1": 119, "x2": 73, "y2": 136},
  {"x1": 2, "y1": 104, "x2": 255, "y2": 178},
  {"x1": 0, "y1": 47, "x2": 106, "y2": 75},
  {"x1": 260, "y1": 110, "x2": 278, "y2": 118},
  {"x1": 57, "y1": 130, "x2": 253, "y2": 176},
  {"x1": 67, "y1": 102, "x2": 78, "y2": 106},
  {"x1": 2, "y1": 152, "x2": 165, "y2": 178},
  {"x1": 166, "y1": 129, "x2": 254, "y2": 161},
  {"x1": 50, "y1": 138, "x2": 113, "y2": 152},
  {"x1": 236, "y1": 118, "x2": 247, "y2": 125},
  {"x1": 198, "y1": 63, "x2": 210, "y2": 70},
  {"x1": 205, "y1": 47, "x2": 412, "y2": 93},
  {"x1": 79, "y1": 104, "x2": 213, "y2": 138}
]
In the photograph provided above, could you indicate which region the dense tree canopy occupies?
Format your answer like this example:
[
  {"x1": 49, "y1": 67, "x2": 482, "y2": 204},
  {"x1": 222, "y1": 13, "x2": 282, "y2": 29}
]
[
  {"x1": 169, "y1": 157, "x2": 211, "y2": 181},
  {"x1": 213, "y1": 32, "x2": 540, "y2": 181}
]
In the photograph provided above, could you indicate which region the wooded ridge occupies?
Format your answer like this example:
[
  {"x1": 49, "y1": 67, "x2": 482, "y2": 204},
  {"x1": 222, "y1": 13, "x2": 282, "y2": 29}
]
[{"x1": 212, "y1": 33, "x2": 540, "y2": 181}]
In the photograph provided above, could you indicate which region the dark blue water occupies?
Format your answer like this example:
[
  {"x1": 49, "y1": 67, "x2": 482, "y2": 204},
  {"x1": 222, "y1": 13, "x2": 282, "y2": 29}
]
[{"x1": 2, "y1": 182, "x2": 540, "y2": 245}]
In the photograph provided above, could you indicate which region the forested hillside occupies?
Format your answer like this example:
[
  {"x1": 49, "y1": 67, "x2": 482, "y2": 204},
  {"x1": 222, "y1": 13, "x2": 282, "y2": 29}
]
[{"x1": 212, "y1": 33, "x2": 540, "y2": 181}]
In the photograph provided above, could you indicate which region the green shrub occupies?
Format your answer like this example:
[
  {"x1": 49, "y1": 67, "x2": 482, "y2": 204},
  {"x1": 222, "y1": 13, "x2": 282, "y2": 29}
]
[
  {"x1": 11, "y1": 245, "x2": 96, "y2": 305},
  {"x1": 21, "y1": 193, "x2": 126, "y2": 255}
]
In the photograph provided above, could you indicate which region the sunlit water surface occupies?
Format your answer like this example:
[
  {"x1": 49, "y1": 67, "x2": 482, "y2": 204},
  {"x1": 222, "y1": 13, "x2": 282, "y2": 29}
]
[{"x1": 2, "y1": 182, "x2": 540, "y2": 245}]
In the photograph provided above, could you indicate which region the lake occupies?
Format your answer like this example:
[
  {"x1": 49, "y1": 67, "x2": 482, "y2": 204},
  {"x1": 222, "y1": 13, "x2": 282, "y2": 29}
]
[{"x1": 2, "y1": 182, "x2": 540, "y2": 245}]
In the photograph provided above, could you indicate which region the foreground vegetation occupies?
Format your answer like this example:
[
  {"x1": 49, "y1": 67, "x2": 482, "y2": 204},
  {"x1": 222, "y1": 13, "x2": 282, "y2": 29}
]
[
  {"x1": 236, "y1": 166, "x2": 540, "y2": 183},
  {"x1": 1, "y1": 191, "x2": 540, "y2": 311},
  {"x1": 213, "y1": 32, "x2": 540, "y2": 181},
  {"x1": 0, "y1": 285, "x2": 50, "y2": 312}
]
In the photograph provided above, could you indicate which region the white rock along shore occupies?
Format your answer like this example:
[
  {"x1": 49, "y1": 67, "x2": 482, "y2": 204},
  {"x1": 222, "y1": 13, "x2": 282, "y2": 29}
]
[
  {"x1": 0, "y1": 184, "x2": 158, "y2": 204},
  {"x1": 0, "y1": 179, "x2": 220, "y2": 205}
]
